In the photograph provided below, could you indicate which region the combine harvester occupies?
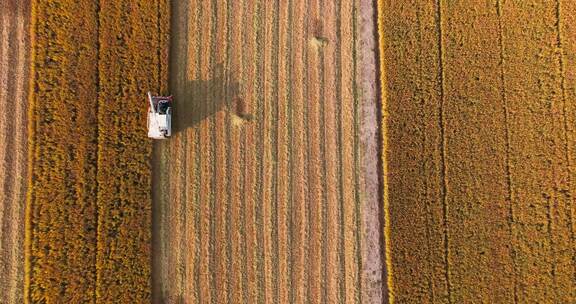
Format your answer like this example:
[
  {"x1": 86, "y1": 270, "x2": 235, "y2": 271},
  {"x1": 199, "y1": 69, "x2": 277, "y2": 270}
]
[{"x1": 147, "y1": 91, "x2": 172, "y2": 139}]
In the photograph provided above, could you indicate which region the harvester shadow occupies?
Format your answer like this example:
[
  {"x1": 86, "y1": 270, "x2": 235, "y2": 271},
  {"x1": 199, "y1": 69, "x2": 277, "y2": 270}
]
[
  {"x1": 171, "y1": 63, "x2": 240, "y2": 134},
  {"x1": 168, "y1": 0, "x2": 241, "y2": 133}
]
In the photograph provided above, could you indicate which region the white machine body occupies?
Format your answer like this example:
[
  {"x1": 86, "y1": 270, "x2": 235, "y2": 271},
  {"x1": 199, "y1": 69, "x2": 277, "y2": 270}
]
[{"x1": 147, "y1": 91, "x2": 173, "y2": 139}]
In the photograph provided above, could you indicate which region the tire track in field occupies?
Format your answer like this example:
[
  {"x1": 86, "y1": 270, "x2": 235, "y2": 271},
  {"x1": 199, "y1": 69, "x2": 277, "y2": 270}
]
[
  {"x1": 555, "y1": 0, "x2": 576, "y2": 287},
  {"x1": 500, "y1": 1, "x2": 575, "y2": 301},
  {"x1": 442, "y1": 2, "x2": 515, "y2": 302},
  {"x1": 0, "y1": 1, "x2": 30, "y2": 303},
  {"x1": 153, "y1": 1, "x2": 383, "y2": 302},
  {"x1": 380, "y1": 2, "x2": 449, "y2": 302}
]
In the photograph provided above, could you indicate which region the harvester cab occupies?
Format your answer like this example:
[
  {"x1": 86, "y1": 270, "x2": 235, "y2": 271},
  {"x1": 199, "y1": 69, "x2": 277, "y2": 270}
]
[{"x1": 147, "y1": 91, "x2": 173, "y2": 139}]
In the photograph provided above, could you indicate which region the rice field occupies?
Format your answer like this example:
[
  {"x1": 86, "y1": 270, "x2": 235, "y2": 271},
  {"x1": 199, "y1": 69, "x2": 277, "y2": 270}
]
[
  {"x1": 379, "y1": 0, "x2": 576, "y2": 302},
  {"x1": 0, "y1": 0, "x2": 573, "y2": 303},
  {"x1": 25, "y1": 0, "x2": 167, "y2": 302}
]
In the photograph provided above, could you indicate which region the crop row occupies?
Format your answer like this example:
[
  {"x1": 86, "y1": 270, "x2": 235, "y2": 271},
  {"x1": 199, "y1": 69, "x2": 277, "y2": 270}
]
[{"x1": 26, "y1": 1, "x2": 100, "y2": 302}]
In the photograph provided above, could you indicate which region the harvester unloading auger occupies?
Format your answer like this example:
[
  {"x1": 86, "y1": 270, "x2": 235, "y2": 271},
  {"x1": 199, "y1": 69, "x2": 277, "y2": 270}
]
[{"x1": 147, "y1": 91, "x2": 172, "y2": 139}]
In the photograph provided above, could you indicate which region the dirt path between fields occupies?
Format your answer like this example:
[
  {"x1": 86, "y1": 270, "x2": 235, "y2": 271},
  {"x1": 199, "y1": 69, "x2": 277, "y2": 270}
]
[
  {"x1": 0, "y1": 1, "x2": 30, "y2": 303},
  {"x1": 152, "y1": 1, "x2": 385, "y2": 303}
]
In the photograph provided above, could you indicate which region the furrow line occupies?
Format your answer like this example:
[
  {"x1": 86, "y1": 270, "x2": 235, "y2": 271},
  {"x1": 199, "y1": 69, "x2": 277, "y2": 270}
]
[
  {"x1": 271, "y1": 2, "x2": 280, "y2": 303},
  {"x1": 0, "y1": 10, "x2": 14, "y2": 260},
  {"x1": 178, "y1": 2, "x2": 189, "y2": 287},
  {"x1": 240, "y1": 1, "x2": 249, "y2": 302},
  {"x1": 303, "y1": 0, "x2": 311, "y2": 300},
  {"x1": 254, "y1": 0, "x2": 265, "y2": 302},
  {"x1": 276, "y1": 1, "x2": 293, "y2": 302},
  {"x1": 168, "y1": 2, "x2": 184, "y2": 297},
  {"x1": 286, "y1": 1, "x2": 294, "y2": 302},
  {"x1": 560, "y1": 0, "x2": 576, "y2": 288},
  {"x1": 243, "y1": 1, "x2": 258, "y2": 301},
  {"x1": 174, "y1": 123, "x2": 184, "y2": 295},
  {"x1": 227, "y1": 0, "x2": 244, "y2": 301},
  {"x1": 214, "y1": 0, "x2": 230, "y2": 301},
  {"x1": 318, "y1": 0, "x2": 329, "y2": 301},
  {"x1": 290, "y1": 0, "x2": 308, "y2": 302},
  {"x1": 260, "y1": 0, "x2": 280, "y2": 302},
  {"x1": 192, "y1": 1, "x2": 204, "y2": 302},
  {"x1": 435, "y1": 1, "x2": 452, "y2": 302},
  {"x1": 323, "y1": 0, "x2": 341, "y2": 302},
  {"x1": 352, "y1": 1, "x2": 362, "y2": 303},
  {"x1": 197, "y1": 0, "x2": 213, "y2": 301},
  {"x1": 555, "y1": 0, "x2": 576, "y2": 282},
  {"x1": 224, "y1": 0, "x2": 234, "y2": 302},
  {"x1": 496, "y1": 2, "x2": 519, "y2": 302},
  {"x1": 181, "y1": 99, "x2": 188, "y2": 296},
  {"x1": 208, "y1": 0, "x2": 218, "y2": 301},
  {"x1": 336, "y1": 1, "x2": 346, "y2": 302},
  {"x1": 171, "y1": 6, "x2": 185, "y2": 288},
  {"x1": 185, "y1": 0, "x2": 201, "y2": 301}
]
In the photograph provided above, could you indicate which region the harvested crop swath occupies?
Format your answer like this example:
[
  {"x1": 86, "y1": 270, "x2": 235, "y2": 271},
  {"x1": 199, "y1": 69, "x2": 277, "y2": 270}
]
[
  {"x1": 26, "y1": 1, "x2": 99, "y2": 302},
  {"x1": 152, "y1": 0, "x2": 383, "y2": 303},
  {"x1": 96, "y1": 0, "x2": 168, "y2": 302},
  {"x1": 379, "y1": 0, "x2": 576, "y2": 302}
]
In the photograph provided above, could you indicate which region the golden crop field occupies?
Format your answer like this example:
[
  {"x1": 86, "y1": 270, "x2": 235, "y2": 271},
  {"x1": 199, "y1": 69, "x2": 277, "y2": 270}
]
[
  {"x1": 0, "y1": 0, "x2": 574, "y2": 303},
  {"x1": 26, "y1": 0, "x2": 168, "y2": 302},
  {"x1": 379, "y1": 0, "x2": 576, "y2": 302}
]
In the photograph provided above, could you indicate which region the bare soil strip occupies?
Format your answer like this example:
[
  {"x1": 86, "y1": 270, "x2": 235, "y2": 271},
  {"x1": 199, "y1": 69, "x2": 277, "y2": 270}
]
[
  {"x1": 380, "y1": 0, "x2": 576, "y2": 302},
  {"x1": 152, "y1": 1, "x2": 383, "y2": 302},
  {"x1": 0, "y1": 1, "x2": 30, "y2": 303}
]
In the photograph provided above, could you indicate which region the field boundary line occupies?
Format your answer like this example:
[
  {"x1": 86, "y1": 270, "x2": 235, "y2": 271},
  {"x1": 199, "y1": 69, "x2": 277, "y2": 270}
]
[
  {"x1": 23, "y1": 0, "x2": 38, "y2": 301},
  {"x1": 434, "y1": 0, "x2": 453, "y2": 302},
  {"x1": 555, "y1": 0, "x2": 576, "y2": 283},
  {"x1": 94, "y1": 0, "x2": 101, "y2": 301},
  {"x1": 375, "y1": 0, "x2": 393, "y2": 302}
]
